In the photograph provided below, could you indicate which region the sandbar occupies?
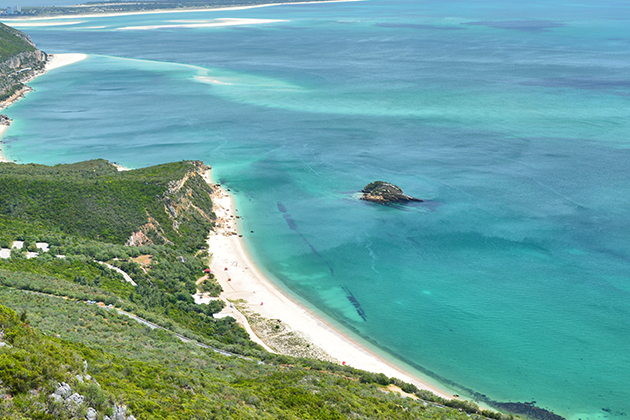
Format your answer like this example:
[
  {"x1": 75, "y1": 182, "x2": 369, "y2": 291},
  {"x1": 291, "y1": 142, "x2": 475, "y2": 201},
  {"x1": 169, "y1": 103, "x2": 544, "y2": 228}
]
[
  {"x1": 116, "y1": 18, "x2": 287, "y2": 31},
  {"x1": 46, "y1": 53, "x2": 88, "y2": 71},
  {"x1": 1, "y1": 0, "x2": 363, "y2": 22},
  {"x1": 203, "y1": 168, "x2": 454, "y2": 400}
]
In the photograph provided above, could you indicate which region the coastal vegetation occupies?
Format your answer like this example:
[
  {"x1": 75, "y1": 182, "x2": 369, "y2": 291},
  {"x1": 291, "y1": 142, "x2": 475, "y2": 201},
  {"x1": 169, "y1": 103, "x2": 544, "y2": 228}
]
[{"x1": 0, "y1": 22, "x2": 35, "y2": 61}]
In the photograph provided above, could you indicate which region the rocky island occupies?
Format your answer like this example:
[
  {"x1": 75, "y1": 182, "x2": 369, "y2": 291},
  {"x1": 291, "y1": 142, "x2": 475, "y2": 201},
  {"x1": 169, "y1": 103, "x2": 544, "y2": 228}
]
[{"x1": 361, "y1": 181, "x2": 423, "y2": 204}]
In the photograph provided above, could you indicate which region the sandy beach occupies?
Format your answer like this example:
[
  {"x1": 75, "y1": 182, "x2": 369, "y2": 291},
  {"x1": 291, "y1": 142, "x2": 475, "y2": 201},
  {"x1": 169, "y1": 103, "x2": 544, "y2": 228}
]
[
  {"x1": 203, "y1": 168, "x2": 454, "y2": 400},
  {"x1": 45, "y1": 53, "x2": 88, "y2": 71},
  {"x1": 115, "y1": 18, "x2": 287, "y2": 31}
]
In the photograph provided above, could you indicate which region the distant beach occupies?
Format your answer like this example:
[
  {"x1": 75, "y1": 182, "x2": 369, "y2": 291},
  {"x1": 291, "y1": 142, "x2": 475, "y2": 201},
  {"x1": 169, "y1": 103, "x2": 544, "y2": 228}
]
[{"x1": 0, "y1": 0, "x2": 363, "y2": 22}]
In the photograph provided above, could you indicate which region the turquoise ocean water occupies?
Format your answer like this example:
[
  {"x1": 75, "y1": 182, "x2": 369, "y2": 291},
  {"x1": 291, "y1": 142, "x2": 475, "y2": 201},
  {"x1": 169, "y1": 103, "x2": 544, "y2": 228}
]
[{"x1": 3, "y1": 0, "x2": 630, "y2": 417}]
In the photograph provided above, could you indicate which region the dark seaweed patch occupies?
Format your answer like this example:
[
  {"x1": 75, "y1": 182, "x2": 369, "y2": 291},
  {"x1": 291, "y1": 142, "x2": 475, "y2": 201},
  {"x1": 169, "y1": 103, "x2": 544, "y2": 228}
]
[{"x1": 342, "y1": 286, "x2": 367, "y2": 321}]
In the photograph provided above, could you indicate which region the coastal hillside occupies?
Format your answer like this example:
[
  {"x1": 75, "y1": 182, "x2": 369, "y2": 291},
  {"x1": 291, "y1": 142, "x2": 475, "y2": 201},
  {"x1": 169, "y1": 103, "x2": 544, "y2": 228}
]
[
  {"x1": 0, "y1": 22, "x2": 47, "y2": 106},
  {"x1": 0, "y1": 159, "x2": 214, "y2": 251},
  {"x1": 0, "y1": 159, "x2": 508, "y2": 419}
]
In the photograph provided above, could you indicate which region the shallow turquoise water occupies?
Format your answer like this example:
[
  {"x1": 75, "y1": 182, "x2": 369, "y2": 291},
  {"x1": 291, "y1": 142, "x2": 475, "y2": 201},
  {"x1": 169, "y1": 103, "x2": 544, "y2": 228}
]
[{"x1": 3, "y1": 1, "x2": 630, "y2": 417}]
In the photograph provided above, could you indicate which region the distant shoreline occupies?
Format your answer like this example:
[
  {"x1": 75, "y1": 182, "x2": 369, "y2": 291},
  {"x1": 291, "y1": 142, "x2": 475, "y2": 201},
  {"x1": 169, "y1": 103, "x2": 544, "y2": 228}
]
[
  {"x1": 0, "y1": 0, "x2": 363, "y2": 21},
  {"x1": 0, "y1": 53, "x2": 88, "y2": 163}
]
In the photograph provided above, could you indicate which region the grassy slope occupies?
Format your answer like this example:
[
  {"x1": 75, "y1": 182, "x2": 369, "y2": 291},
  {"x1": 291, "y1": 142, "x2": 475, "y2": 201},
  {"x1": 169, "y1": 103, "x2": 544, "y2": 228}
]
[
  {"x1": 0, "y1": 289, "x2": 483, "y2": 420},
  {"x1": 0, "y1": 22, "x2": 35, "y2": 62}
]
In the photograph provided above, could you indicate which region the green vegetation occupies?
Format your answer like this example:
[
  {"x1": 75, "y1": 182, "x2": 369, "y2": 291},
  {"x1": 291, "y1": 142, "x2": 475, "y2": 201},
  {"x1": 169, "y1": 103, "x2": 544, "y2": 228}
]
[
  {"x1": 0, "y1": 159, "x2": 214, "y2": 250},
  {"x1": 0, "y1": 292, "x2": 496, "y2": 420},
  {"x1": 0, "y1": 23, "x2": 46, "y2": 106},
  {"x1": 0, "y1": 82, "x2": 24, "y2": 101}
]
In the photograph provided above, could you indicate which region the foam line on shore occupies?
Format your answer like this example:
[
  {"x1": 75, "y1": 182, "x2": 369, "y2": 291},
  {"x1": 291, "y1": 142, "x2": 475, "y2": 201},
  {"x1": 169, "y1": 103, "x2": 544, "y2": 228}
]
[
  {"x1": 0, "y1": 126, "x2": 9, "y2": 162},
  {"x1": 203, "y1": 168, "x2": 455, "y2": 401}
]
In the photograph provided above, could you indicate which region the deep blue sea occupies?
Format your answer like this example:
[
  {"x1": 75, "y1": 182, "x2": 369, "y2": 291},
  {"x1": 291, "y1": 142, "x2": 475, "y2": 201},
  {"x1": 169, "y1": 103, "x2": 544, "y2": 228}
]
[{"x1": 3, "y1": 1, "x2": 630, "y2": 418}]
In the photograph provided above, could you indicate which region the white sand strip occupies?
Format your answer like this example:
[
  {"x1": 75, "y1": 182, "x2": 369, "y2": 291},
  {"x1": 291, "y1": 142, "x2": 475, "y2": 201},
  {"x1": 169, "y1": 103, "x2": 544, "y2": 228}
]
[
  {"x1": 46, "y1": 53, "x2": 88, "y2": 71},
  {"x1": 116, "y1": 18, "x2": 286, "y2": 31},
  {"x1": 204, "y1": 168, "x2": 454, "y2": 400},
  {"x1": 0, "y1": 0, "x2": 363, "y2": 22},
  {"x1": 6, "y1": 21, "x2": 85, "y2": 27}
]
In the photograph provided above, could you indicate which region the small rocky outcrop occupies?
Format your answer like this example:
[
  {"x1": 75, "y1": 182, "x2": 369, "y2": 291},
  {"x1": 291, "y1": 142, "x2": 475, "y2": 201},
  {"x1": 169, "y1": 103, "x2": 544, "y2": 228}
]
[
  {"x1": 48, "y1": 379, "x2": 136, "y2": 420},
  {"x1": 360, "y1": 181, "x2": 422, "y2": 204},
  {"x1": 106, "y1": 403, "x2": 136, "y2": 420}
]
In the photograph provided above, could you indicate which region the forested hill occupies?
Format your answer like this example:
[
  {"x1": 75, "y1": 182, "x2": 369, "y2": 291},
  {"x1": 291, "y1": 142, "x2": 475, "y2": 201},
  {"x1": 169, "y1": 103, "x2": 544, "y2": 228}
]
[
  {"x1": 0, "y1": 22, "x2": 47, "y2": 104},
  {"x1": 0, "y1": 159, "x2": 215, "y2": 251}
]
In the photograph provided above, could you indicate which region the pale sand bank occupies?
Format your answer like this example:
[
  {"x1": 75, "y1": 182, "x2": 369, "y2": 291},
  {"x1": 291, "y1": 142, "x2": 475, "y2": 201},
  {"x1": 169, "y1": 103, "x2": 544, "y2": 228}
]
[
  {"x1": 5, "y1": 21, "x2": 86, "y2": 27},
  {"x1": 203, "y1": 168, "x2": 454, "y2": 400},
  {"x1": 116, "y1": 18, "x2": 287, "y2": 31},
  {"x1": 46, "y1": 53, "x2": 88, "y2": 71}
]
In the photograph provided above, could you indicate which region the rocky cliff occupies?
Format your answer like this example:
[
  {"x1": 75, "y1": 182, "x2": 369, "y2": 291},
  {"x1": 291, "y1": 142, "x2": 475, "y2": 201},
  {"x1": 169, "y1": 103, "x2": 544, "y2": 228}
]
[
  {"x1": 0, "y1": 22, "x2": 48, "y2": 110},
  {"x1": 126, "y1": 161, "x2": 216, "y2": 248},
  {"x1": 361, "y1": 181, "x2": 423, "y2": 204}
]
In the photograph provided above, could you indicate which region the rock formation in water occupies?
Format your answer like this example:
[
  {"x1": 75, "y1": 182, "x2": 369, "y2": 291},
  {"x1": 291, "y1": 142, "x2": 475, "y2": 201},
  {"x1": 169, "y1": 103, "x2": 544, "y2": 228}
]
[{"x1": 360, "y1": 181, "x2": 422, "y2": 204}]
